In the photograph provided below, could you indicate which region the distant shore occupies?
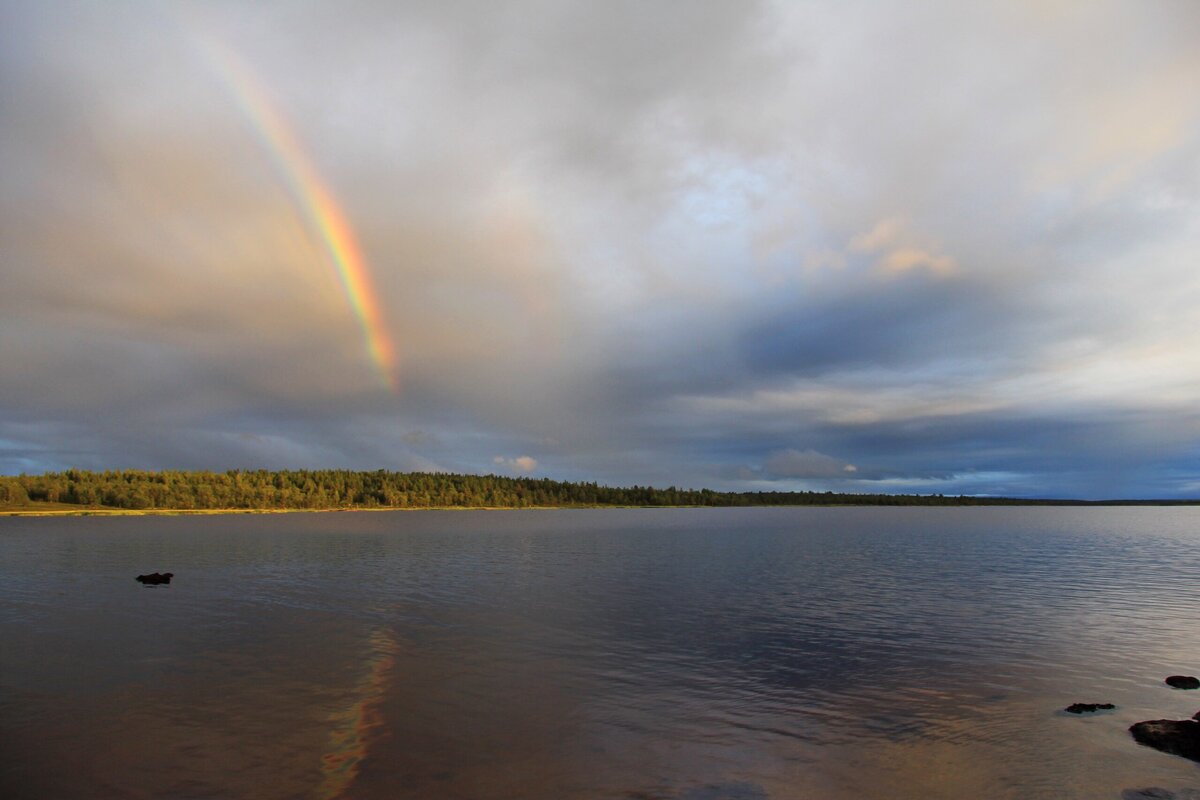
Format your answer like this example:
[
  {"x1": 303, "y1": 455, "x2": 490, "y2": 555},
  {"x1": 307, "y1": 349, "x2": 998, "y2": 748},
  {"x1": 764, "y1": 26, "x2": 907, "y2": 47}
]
[
  {"x1": 3, "y1": 501, "x2": 1198, "y2": 517},
  {"x1": 3, "y1": 469, "x2": 1197, "y2": 515},
  {"x1": 0, "y1": 504, "x2": 586, "y2": 517},
  {"x1": 1, "y1": 503, "x2": 712, "y2": 517}
]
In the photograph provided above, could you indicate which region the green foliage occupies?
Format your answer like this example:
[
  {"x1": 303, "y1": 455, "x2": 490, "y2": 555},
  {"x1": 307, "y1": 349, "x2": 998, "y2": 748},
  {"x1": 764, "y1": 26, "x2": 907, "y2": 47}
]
[
  {"x1": 4, "y1": 469, "x2": 1183, "y2": 510},
  {"x1": 0, "y1": 476, "x2": 30, "y2": 505}
]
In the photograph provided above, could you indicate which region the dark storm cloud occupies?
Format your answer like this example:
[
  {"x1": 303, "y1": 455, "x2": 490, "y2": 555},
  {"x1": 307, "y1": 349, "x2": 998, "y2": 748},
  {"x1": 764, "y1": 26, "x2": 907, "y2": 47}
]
[
  {"x1": 1, "y1": 1, "x2": 1199, "y2": 497},
  {"x1": 737, "y1": 274, "x2": 1018, "y2": 378}
]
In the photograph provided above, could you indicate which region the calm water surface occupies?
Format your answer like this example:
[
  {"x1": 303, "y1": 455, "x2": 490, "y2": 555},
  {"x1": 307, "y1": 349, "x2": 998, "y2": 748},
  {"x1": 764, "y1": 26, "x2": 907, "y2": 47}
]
[{"x1": 1, "y1": 507, "x2": 1198, "y2": 799}]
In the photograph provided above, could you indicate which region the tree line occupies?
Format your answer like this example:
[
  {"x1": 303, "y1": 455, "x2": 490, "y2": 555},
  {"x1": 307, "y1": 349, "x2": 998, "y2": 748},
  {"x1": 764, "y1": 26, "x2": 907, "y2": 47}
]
[{"x1": 0, "y1": 469, "x2": 1191, "y2": 510}]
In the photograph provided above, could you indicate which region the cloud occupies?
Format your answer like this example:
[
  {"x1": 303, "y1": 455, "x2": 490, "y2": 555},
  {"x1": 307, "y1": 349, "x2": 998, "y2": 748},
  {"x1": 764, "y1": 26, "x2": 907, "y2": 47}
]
[
  {"x1": 849, "y1": 218, "x2": 956, "y2": 276},
  {"x1": 762, "y1": 448, "x2": 857, "y2": 479},
  {"x1": 1, "y1": 1, "x2": 1199, "y2": 498},
  {"x1": 493, "y1": 456, "x2": 538, "y2": 474}
]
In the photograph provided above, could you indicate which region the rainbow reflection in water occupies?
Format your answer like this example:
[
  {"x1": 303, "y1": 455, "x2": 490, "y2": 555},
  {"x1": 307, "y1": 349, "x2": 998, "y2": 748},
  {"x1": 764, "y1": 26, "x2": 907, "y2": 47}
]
[{"x1": 317, "y1": 628, "x2": 400, "y2": 799}]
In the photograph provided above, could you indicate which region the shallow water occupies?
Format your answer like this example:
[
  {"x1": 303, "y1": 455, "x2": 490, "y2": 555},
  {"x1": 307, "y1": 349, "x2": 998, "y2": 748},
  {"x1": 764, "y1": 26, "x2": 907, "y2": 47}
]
[{"x1": 1, "y1": 507, "x2": 1198, "y2": 799}]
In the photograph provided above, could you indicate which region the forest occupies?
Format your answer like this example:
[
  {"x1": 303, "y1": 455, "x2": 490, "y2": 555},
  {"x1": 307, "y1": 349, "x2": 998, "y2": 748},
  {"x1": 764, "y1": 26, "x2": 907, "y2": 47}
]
[{"x1": 0, "y1": 469, "x2": 1189, "y2": 510}]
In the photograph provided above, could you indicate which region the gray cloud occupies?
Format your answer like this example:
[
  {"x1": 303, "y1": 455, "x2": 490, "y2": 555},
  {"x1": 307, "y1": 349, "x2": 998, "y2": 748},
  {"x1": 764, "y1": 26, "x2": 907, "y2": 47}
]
[
  {"x1": 1, "y1": 1, "x2": 1199, "y2": 498},
  {"x1": 763, "y1": 449, "x2": 857, "y2": 480}
]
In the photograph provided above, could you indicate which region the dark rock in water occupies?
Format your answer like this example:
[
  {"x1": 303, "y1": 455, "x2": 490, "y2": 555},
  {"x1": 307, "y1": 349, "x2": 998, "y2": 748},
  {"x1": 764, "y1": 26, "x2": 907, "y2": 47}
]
[
  {"x1": 1166, "y1": 675, "x2": 1200, "y2": 690},
  {"x1": 1194, "y1": 710, "x2": 1200, "y2": 721},
  {"x1": 136, "y1": 572, "x2": 173, "y2": 585},
  {"x1": 1122, "y1": 790, "x2": 1200, "y2": 800},
  {"x1": 1065, "y1": 702, "x2": 1115, "y2": 713},
  {"x1": 678, "y1": 782, "x2": 768, "y2": 800},
  {"x1": 1129, "y1": 718, "x2": 1200, "y2": 763}
]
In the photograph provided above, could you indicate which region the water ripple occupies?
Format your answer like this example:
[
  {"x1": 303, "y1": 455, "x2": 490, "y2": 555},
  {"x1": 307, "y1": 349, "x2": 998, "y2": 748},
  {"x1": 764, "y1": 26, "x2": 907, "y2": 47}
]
[{"x1": 1, "y1": 507, "x2": 1199, "y2": 798}]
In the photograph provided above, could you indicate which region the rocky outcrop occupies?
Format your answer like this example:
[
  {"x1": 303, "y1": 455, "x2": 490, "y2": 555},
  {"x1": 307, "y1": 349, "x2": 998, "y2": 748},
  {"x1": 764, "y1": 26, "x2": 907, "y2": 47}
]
[
  {"x1": 1166, "y1": 676, "x2": 1200, "y2": 690},
  {"x1": 135, "y1": 572, "x2": 173, "y2": 585},
  {"x1": 1129, "y1": 718, "x2": 1200, "y2": 763},
  {"x1": 1065, "y1": 702, "x2": 1115, "y2": 713}
]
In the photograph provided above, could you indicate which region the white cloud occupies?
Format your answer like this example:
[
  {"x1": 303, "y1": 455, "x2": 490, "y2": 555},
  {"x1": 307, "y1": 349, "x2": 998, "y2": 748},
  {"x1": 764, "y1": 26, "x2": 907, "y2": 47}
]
[{"x1": 493, "y1": 455, "x2": 538, "y2": 474}]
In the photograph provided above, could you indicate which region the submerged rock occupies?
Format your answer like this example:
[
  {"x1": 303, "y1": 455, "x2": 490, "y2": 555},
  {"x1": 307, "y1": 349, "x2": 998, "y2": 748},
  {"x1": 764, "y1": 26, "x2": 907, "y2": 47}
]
[
  {"x1": 1166, "y1": 676, "x2": 1200, "y2": 690},
  {"x1": 1122, "y1": 789, "x2": 1200, "y2": 800},
  {"x1": 1129, "y1": 718, "x2": 1200, "y2": 763},
  {"x1": 678, "y1": 783, "x2": 768, "y2": 800},
  {"x1": 135, "y1": 572, "x2": 173, "y2": 585},
  {"x1": 1065, "y1": 702, "x2": 1115, "y2": 713}
]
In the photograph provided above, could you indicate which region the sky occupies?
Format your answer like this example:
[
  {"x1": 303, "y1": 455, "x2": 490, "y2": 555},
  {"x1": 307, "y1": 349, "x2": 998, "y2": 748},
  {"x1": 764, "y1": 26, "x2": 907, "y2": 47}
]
[{"x1": 2, "y1": 0, "x2": 1199, "y2": 499}]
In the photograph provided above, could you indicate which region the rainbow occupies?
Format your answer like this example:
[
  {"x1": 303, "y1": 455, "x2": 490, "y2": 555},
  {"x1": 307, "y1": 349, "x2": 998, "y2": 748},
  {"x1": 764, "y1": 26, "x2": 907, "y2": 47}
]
[{"x1": 195, "y1": 36, "x2": 398, "y2": 390}]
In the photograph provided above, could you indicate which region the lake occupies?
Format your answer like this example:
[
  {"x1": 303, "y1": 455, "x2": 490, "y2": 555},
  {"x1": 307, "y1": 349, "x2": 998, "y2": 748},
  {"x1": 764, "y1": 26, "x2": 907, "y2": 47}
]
[{"x1": 1, "y1": 507, "x2": 1198, "y2": 798}]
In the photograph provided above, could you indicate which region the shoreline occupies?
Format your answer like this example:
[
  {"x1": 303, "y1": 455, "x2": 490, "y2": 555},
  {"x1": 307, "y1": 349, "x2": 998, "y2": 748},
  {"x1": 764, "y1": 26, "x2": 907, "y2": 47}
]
[
  {"x1": 0, "y1": 504, "x2": 688, "y2": 517},
  {"x1": 3, "y1": 502, "x2": 1198, "y2": 517},
  {"x1": 0, "y1": 505, "x2": 566, "y2": 517}
]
